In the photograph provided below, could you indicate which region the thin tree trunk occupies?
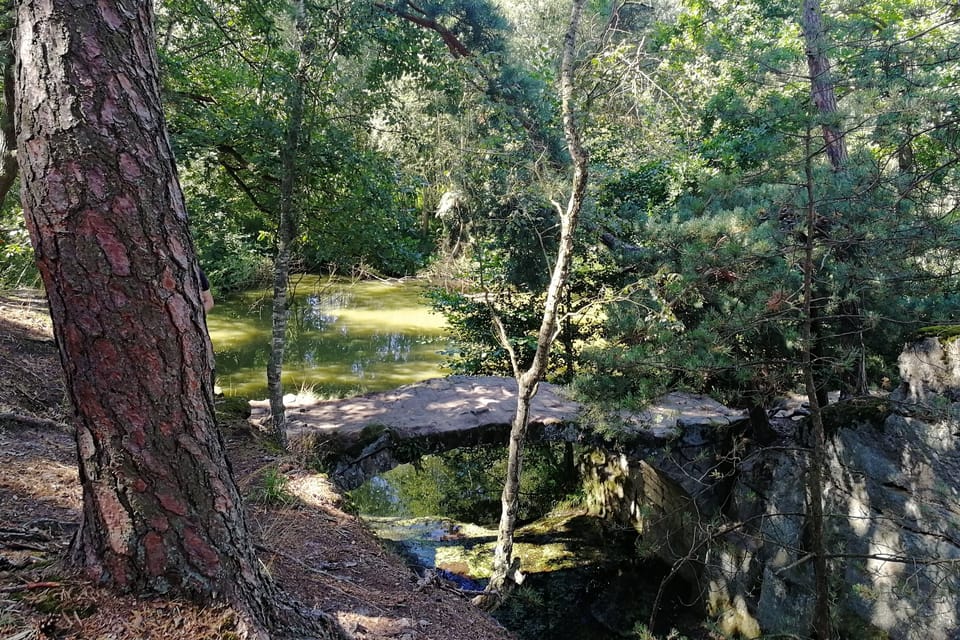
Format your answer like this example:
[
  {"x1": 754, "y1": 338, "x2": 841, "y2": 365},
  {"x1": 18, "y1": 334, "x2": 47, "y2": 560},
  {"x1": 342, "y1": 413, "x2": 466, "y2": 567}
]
[
  {"x1": 14, "y1": 2, "x2": 339, "y2": 637},
  {"x1": 0, "y1": 0, "x2": 18, "y2": 207},
  {"x1": 801, "y1": 0, "x2": 867, "y2": 397},
  {"x1": 475, "y1": 0, "x2": 589, "y2": 611},
  {"x1": 801, "y1": 131, "x2": 833, "y2": 640},
  {"x1": 267, "y1": 3, "x2": 309, "y2": 448}
]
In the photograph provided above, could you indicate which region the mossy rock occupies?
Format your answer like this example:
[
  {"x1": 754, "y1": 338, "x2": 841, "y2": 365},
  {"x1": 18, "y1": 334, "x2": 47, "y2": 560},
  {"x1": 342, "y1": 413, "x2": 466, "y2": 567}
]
[
  {"x1": 306, "y1": 423, "x2": 393, "y2": 472},
  {"x1": 357, "y1": 422, "x2": 388, "y2": 441},
  {"x1": 913, "y1": 324, "x2": 960, "y2": 342},
  {"x1": 331, "y1": 423, "x2": 392, "y2": 457},
  {"x1": 820, "y1": 397, "x2": 892, "y2": 438}
]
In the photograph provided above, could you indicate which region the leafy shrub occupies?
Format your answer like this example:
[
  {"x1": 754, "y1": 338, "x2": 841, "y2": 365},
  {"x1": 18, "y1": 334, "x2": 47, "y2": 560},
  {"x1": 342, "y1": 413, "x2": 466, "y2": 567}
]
[{"x1": 0, "y1": 203, "x2": 40, "y2": 289}]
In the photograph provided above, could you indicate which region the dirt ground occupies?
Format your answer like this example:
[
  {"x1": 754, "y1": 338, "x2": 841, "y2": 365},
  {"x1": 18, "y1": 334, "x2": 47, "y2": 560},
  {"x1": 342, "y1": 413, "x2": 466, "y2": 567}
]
[{"x1": 0, "y1": 290, "x2": 514, "y2": 640}]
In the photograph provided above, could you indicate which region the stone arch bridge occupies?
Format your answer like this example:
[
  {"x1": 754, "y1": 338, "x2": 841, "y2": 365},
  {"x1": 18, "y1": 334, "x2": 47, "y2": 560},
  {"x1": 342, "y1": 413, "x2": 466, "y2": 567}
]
[{"x1": 249, "y1": 375, "x2": 747, "y2": 490}]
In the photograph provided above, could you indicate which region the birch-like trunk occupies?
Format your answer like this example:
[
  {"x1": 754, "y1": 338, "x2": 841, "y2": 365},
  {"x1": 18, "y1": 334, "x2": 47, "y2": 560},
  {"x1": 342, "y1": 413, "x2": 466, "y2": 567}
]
[
  {"x1": 475, "y1": 0, "x2": 589, "y2": 611},
  {"x1": 266, "y1": 3, "x2": 308, "y2": 448}
]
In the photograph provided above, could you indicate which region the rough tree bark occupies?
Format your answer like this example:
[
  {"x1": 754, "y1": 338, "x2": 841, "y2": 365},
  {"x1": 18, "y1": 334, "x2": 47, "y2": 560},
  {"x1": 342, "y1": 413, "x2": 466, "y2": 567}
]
[
  {"x1": 14, "y1": 1, "x2": 339, "y2": 637},
  {"x1": 801, "y1": 0, "x2": 848, "y2": 171},
  {"x1": 473, "y1": 0, "x2": 589, "y2": 611}
]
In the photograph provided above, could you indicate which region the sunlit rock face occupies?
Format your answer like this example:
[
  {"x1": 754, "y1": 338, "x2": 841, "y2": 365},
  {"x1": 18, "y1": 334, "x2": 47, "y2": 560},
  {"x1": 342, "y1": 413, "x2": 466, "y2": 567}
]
[
  {"x1": 819, "y1": 333, "x2": 960, "y2": 639},
  {"x1": 892, "y1": 333, "x2": 960, "y2": 403},
  {"x1": 827, "y1": 410, "x2": 959, "y2": 638},
  {"x1": 581, "y1": 339, "x2": 960, "y2": 640},
  {"x1": 739, "y1": 402, "x2": 960, "y2": 639}
]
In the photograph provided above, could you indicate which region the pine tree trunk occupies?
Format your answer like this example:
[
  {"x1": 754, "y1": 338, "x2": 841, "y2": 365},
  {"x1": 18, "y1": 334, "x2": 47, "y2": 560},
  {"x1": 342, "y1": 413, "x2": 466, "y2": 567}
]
[
  {"x1": 475, "y1": 0, "x2": 589, "y2": 611},
  {"x1": 801, "y1": 0, "x2": 867, "y2": 397},
  {"x1": 14, "y1": 2, "x2": 338, "y2": 637},
  {"x1": 802, "y1": 0, "x2": 848, "y2": 171}
]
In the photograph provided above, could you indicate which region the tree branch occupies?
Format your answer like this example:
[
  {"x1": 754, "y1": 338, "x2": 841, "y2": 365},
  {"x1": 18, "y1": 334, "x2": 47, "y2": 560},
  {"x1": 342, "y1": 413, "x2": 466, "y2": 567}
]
[
  {"x1": 215, "y1": 144, "x2": 277, "y2": 216},
  {"x1": 373, "y1": 1, "x2": 471, "y2": 58}
]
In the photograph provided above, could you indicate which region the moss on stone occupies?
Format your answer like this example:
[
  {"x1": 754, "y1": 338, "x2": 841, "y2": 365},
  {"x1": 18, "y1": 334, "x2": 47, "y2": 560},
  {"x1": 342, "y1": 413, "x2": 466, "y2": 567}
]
[
  {"x1": 358, "y1": 422, "x2": 388, "y2": 441},
  {"x1": 820, "y1": 397, "x2": 892, "y2": 438},
  {"x1": 342, "y1": 423, "x2": 391, "y2": 457},
  {"x1": 913, "y1": 324, "x2": 960, "y2": 342}
]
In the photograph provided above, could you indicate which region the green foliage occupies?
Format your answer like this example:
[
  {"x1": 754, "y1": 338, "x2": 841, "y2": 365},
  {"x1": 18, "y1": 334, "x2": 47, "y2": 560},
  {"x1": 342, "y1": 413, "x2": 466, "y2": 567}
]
[
  {"x1": 914, "y1": 325, "x2": 960, "y2": 341},
  {"x1": 351, "y1": 443, "x2": 578, "y2": 527},
  {"x1": 577, "y1": 143, "x2": 960, "y2": 406},
  {"x1": 565, "y1": 0, "x2": 960, "y2": 410},
  {"x1": 148, "y1": 0, "x2": 960, "y2": 421},
  {"x1": 297, "y1": 146, "x2": 428, "y2": 276},
  {"x1": 595, "y1": 161, "x2": 672, "y2": 224},
  {"x1": 186, "y1": 187, "x2": 274, "y2": 294},
  {"x1": 0, "y1": 202, "x2": 39, "y2": 289},
  {"x1": 428, "y1": 287, "x2": 541, "y2": 376},
  {"x1": 158, "y1": 0, "x2": 437, "y2": 280}
]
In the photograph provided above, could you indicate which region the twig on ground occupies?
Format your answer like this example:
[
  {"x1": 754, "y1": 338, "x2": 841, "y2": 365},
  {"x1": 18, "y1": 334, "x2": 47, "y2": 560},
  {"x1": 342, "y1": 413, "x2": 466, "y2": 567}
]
[
  {"x1": 0, "y1": 581, "x2": 62, "y2": 593},
  {"x1": 254, "y1": 544, "x2": 355, "y2": 583},
  {"x1": 0, "y1": 412, "x2": 69, "y2": 432}
]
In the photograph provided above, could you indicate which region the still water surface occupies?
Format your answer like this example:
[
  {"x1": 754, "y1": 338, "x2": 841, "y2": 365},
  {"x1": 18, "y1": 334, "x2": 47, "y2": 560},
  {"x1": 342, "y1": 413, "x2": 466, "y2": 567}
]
[{"x1": 206, "y1": 277, "x2": 451, "y2": 398}]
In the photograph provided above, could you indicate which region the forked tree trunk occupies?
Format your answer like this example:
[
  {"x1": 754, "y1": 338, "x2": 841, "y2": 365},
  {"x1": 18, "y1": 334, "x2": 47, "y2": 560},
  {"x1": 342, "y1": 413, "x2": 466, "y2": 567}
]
[
  {"x1": 475, "y1": 0, "x2": 589, "y2": 611},
  {"x1": 14, "y1": 2, "x2": 338, "y2": 638}
]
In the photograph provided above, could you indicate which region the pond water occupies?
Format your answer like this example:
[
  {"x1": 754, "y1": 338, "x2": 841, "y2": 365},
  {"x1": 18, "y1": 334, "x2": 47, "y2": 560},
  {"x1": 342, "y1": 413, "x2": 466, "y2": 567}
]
[{"x1": 207, "y1": 277, "x2": 451, "y2": 398}]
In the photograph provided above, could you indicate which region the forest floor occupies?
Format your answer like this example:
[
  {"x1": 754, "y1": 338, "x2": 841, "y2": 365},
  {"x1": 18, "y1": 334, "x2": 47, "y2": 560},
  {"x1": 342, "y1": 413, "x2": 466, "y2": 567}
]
[{"x1": 0, "y1": 290, "x2": 514, "y2": 640}]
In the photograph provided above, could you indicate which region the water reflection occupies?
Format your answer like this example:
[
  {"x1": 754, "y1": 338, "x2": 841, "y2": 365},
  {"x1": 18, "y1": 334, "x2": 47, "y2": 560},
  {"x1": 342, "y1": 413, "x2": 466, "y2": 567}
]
[
  {"x1": 207, "y1": 277, "x2": 452, "y2": 398},
  {"x1": 351, "y1": 446, "x2": 703, "y2": 639}
]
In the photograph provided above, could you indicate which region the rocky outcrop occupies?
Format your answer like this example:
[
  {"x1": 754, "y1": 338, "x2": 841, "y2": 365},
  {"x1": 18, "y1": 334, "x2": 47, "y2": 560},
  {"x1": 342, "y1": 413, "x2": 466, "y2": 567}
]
[
  {"x1": 253, "y1": 343, "x2": 960, "y2": 638},
  {"x1": 578, "y1": 395, "x2": 762, "y2": 636},
  {"x1": 582, "y1": 338, "x2": 960, "y2": 639}
]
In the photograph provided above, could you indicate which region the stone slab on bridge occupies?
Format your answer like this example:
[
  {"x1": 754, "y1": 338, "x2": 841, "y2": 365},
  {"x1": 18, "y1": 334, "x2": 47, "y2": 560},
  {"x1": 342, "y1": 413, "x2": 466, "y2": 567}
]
[
  {"x1": 249, "y1": 375, "x2": 748, "y2": 489},
  {"x1": 249, "y1": 375, "x2": 582, "y2": 453}
]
